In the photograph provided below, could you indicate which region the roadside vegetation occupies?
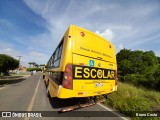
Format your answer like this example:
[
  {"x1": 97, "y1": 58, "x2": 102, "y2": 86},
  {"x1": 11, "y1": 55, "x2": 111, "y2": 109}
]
[
  {"x1": 27, "y1": 62, "x2": 44, "y2": 72},
  {"x1": 104, "y1": 82, "x2": 160, "y2": 119},
  {"x1": 0, "y1": 54, "x2": 19, "y2": 76},
  {"x1": 117, "y1": 49, "x2": 160, "y2": 91},
  {"x1": 103, "y1": 49, "x2": 160, "y2": 119},
  {"x1": 0, "y1": 54, "x2": 43, "y2": 76},
  {"x1": 26, "y1": 67, "x2": 42, "y2": 72}
]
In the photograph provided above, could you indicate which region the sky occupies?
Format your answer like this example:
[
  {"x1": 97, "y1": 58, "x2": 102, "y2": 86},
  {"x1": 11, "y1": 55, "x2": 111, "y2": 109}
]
[{"x1": 0, "y1": 0, "x2": 160, "y2": 67}]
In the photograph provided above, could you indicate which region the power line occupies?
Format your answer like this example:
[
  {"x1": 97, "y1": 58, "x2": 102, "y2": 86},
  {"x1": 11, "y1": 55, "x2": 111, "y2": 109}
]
[
  {"x1": 17, "y1": 55, "x2": 22, "y2": 61},
  {"x1": 17, "y1": 56, "x2": 22, "y2": 70}
]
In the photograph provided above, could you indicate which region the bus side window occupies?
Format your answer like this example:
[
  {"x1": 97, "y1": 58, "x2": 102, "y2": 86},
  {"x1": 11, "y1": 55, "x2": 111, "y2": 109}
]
[
  {"x1": 58, "y1": 44, "x2": 63, "y2": 58},
  {"x1": 53, "y1": 40, "x2": 63, "y2": 68},
  {"x1": 53, "y1": 48, "x2": 59, "y2": 68},
  {"x1": 48, "y1": 59, "x2": 51, "y2": 67},
  {"x1": 54, "y1": 48, "x2": 59, "y2": 61},
  {"x1": 50, "y1": 59, "x2": 52, "y2": 67},
  {"x1": 51, "y1": 53, "x2": 55, "y2": 67}
]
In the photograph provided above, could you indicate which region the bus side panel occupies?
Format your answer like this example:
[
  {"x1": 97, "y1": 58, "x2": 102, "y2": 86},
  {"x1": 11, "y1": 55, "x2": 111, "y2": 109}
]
[
  {"x1": 48, "y1": 79, "x2": 59, "y2": 97},
  {"x1": 59, "y1": 26, "x2": 73, "y2": 72},
  {"x1": 44, "y1": 26, "x2": 73, "y2": 98}
]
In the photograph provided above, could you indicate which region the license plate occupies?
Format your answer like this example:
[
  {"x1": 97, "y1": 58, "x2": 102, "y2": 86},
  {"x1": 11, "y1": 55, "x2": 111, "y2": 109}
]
[{"x1": 95, "y1": 83, "x2": 103, "y2": 87}]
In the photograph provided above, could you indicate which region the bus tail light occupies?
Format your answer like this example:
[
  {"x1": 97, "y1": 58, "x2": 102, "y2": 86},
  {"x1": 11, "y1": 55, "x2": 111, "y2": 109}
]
[
  {"x1": 62, "y1": 64, "x2": 73, "y2": 89},
  {"x1": 80, "y1": 32, "x2": 85, "y2": 37},
  {"x1": 115, "y1": 70, "x2": 118, "y2": 86}
]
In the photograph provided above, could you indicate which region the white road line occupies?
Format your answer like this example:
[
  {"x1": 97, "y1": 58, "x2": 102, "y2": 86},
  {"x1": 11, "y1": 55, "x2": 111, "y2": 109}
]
[
  {"x1": 97, "y1": 103, "x2": 129, "y2": 120},
  {"x1": 24, "y1": 75, "x2": 41, "y2": 120}
]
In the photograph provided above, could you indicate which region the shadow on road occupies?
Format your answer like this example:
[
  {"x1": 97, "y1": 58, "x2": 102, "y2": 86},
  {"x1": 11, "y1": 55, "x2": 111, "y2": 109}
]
[
  {"x1": 0, "y1": 78, "x2": 26, "y2": 86},
  {"x1": 48, "y1": 96, "x2": 88, "y2": 109}
]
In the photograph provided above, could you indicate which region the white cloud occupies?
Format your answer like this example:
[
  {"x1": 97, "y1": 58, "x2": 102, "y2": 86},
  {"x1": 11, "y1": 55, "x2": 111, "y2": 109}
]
[
  {"x1": 1, "y1": 0, "x2": 160, "y2": 69},
  {"x1": 127, "y1": 33, "x2": 160, "y2": 48},
  {"x1": 0, "y1": 42, "x2": 14, "y2": 49},
  {"x1": 28, "y1": 33, "x2": 56, "y2": 51},
  {"x1": 0, "y1": 41, "x2": 50, "y2": 67},
  {"x1": 110, "y1": 25, "x2": 132, "y2": 31},
  {"x1": 155, "y1": 50, "x2": 160, "y2": 57},
  {"x1": 22, "y1": 51, "x2": 50, "y2": 67},
  {"x1": 119, "y1": 43, "x2": 124, "y2": 50},
  {"x1": 0, "y1": 48, "x2": 19, "y2": 57},
  {"x1": 23, "y1": 0, "x2": 66, "y2": 40},
  {"x1": 0, "y1": 41, "x2": 19, "y2": 57},
  {"x1": 6, "y1": 48, "x2": 11, "y2": 51},
  {"x1": 22, "y1": 0, "x2": 160, "y2": 57},
  {"x1": 23, "y1": 0, "x2": 118, "y2": 41},
  {"x1": 96, "y1": 28, "x2": 114, "y2": 41}
]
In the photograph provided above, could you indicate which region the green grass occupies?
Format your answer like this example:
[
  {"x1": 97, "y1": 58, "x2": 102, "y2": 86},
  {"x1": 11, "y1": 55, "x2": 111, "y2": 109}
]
[{"x1": 103, "y1": 82, "x2": 160, "y2": 120}]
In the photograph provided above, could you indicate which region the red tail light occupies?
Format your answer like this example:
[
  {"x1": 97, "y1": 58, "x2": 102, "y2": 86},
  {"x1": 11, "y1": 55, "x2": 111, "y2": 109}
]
[
  {"x1": 62, "y1": 64, "x2": 73, "y2": 89},
  {"x1": 80, "y1": 32, "x2": 85, "y2": 37},
  {"x1": 115, "y1": 70, "x2": 118, "y2": 85}
]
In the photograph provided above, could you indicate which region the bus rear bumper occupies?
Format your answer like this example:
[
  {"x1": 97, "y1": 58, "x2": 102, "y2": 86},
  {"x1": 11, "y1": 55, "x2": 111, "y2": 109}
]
[{"x1": 57, "y1": 85, "x2": 117, "y2": 98}]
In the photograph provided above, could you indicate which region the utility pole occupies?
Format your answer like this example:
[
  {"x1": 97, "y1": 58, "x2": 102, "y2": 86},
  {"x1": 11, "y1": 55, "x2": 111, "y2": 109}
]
[{"x1": 17, "y1": 56, "x2": 22, "y2": 71}]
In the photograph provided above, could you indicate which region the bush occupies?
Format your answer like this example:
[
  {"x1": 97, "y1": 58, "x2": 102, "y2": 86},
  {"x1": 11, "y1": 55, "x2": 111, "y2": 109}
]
[
  {"x1": 122, "y1": 74, "x2": 157, "y2": 90},
  {"x1": 27, "y1": 68, "x2": 41, "y2": 72},
  {"x1": 117, "y1": 49, "x2": 160, "y2": 91},
  {"x1": 123, "y1": 74, "x2": 145, "y2": 85},
  {"x1": 104, "y1": 82, "x2": 160, "y2": 119}
]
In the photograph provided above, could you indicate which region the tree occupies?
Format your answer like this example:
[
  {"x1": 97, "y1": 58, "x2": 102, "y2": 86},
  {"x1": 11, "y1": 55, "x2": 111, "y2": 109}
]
[
  {"x1": 157, "y1": 56, "x2": 160, "y2": 64},
  {"x1": 117, "y1": 49, "x2": 131, "y2": 62},
  {"x1": 116, "y1": 49, "x2": 159, "y2": 90},
  {"x1": 117, "y1": 49, "x2": 131, "y2": 76},
  {"x1": 154, "y1": 65, "x2": 160, "y2": 91},
  {"x1": 39, "y1": 64, "x2": 45, "y2": 66},
  {"x1": 0, "y1": 54, "x2": 19, "y2": 75},
  {"x1": 34, "y1": 64, "x2": 39, "y2": 68}
]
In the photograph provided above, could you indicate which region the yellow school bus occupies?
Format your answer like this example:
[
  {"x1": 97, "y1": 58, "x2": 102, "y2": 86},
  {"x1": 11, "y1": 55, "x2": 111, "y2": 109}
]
[{"x1": 44, "y1": 25, "x2": 118, "y2": 99}]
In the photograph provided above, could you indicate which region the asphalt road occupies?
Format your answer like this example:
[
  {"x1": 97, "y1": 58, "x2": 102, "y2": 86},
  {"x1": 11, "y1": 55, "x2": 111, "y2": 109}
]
[{"x1": 0, "y1": 74, "x2": 129, "y2": 120}]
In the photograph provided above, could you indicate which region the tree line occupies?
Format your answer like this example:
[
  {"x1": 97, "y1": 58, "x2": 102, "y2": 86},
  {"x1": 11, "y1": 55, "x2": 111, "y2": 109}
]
[
  {"x1": 117, "y1": 49, "x2": 160, "y2": 91},
  {"x1": 0, "y1": 54, "x2": 19, "y2": 75}
]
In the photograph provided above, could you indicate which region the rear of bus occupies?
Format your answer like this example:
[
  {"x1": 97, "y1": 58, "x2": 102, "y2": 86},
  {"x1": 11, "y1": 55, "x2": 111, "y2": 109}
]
[{"x1": 58, "y1": 25, "x2": 118, "y2": 98}]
